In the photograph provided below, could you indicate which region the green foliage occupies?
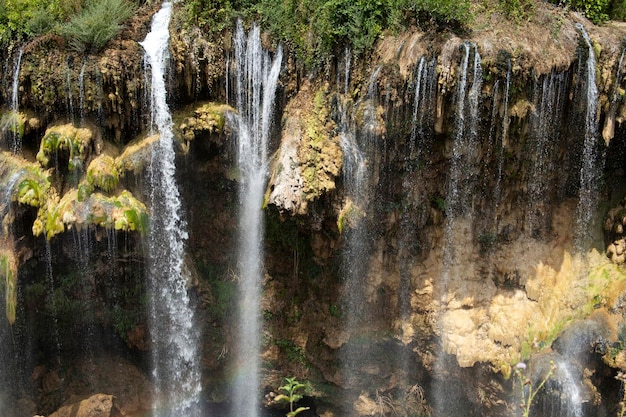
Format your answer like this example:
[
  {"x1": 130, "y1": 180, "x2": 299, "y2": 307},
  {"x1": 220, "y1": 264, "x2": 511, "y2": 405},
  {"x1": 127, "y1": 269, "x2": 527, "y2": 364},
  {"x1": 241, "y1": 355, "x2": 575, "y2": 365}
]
[
  {"x1": 274, "y1": 377, "x2": 310, "y2": 417},
  {"x1": 551, "y1": 0, "x2": 610, "y2": 23},
  {"x1": 275, "y1": 339, "x2": 308, "y2": 366},
  {"x1": 0, "y1": 0, "x2": 82, "y2": 44},
  {"x1": 59, "y1": 0, "x2": 136, "y2": 52},
  {"x1": 499, "y1": 0, "x2": 535, "y2": 22},
  {"x1": 252, "y1": 0, "x2": 471, "y2": 68}
]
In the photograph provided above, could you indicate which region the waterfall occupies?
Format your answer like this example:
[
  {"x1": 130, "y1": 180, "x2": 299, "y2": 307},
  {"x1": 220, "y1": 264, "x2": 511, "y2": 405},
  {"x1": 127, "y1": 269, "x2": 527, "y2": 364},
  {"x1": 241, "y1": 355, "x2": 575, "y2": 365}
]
[
  {"x1": 444, "y1": 42, "x2": 481, "y2": 260},
  {"x1": 66, "y1": 65, "x2": 75, "y2": 125},
  {"x1": 433, "y1": 43, "x2": 482, "y2": 417},
  {"x1": 336, "y1": 65, "x2": 381, "y2": 413},
  {"x1": 79, "y1": 61, "x2": 87, "y2": 125},
  {"x1": 141, "y1": 2, "x2": 201, "y2": 415},
  {"x1": 539, "y1": 360, "x2": 584, "y2": 417},
  {"x1": 231, "y1": 20, "x2": 282, "y2": 417},
  {"x1": 574, "y1": 24, "x2": 602, "y2": 250},
  {"x1": 527, "y1": 71, "x2": 566, "y2": 237},
  {"x1": 9, "y1": 48, "x2": 23, "y2": 154}
]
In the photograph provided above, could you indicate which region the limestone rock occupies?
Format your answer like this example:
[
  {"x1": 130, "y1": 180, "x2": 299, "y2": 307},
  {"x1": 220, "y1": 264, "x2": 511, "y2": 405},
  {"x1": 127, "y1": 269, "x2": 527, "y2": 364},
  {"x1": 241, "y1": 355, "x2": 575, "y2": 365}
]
[
  {"x1": 604, "y1": 196, "x2": 626, "y2": 264},
  {"x1": 266, "y1": 83, "x2": 341, "y2": 215},
  {"x1": 48, "y1": 394, "x2": 121, "y2": 417}
]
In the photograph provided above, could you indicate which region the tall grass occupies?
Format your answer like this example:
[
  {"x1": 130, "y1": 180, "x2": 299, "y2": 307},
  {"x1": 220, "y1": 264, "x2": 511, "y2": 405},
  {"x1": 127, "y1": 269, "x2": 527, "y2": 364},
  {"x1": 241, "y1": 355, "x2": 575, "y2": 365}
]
[{"x1": 60, "y1": 0, "x2": 136, "y2": 52}]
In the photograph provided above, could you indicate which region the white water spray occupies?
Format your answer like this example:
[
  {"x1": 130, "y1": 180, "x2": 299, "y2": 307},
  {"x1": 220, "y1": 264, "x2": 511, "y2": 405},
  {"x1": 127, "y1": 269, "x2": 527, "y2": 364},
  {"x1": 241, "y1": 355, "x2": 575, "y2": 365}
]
[
  {"x1": 232, "y1": 20, "x2": 282, "y2": 417},
  {"x1": 141, "y1": 2, "x2": 201, "y2": 415},
  {"x1": 79, "y1": 61, "x2": 87, "y2": 125},
  {"x1": 575, "y1": 24, "x2": 602, "y2": 250},
  {"x1": 9, "y1": 48, "x2": 23, "y2": 153}
]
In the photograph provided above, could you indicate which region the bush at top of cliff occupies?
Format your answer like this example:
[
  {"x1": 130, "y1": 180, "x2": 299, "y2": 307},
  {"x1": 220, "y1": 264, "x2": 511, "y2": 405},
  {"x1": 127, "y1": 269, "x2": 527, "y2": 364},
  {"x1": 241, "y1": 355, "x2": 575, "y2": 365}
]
[
  {"x1": 251, "y1": 0, "x2": 471, "y2": 68},
  {"x1": 0, "y1": 0, "x2": 82, "y2": 44},
  {"x1": 59, "y1": 0, "x2": 136, "y2": 53}
]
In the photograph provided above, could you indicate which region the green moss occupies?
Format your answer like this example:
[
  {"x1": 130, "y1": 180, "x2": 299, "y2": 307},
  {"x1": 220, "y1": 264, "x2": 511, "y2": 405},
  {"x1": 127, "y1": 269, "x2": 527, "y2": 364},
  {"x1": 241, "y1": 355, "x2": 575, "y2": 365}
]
[
  {"x1": 300, "y1": 88, "x2": 342, "y2": 202},
  {"x1": 36, "y1": 124, "x2": 93, "y2": 171},
  {"x1": 0, "y1": 250, "x2": 17, "y2": 325},
  {"x1": 86, "y1": 154, "x2": 119, "y2": 193},
  {"x1": 175, "y1": 102, "x2": 233, "y2": 143},
  {"x1": 37, "y1": 188, "x2": 148, "y2": 239}
]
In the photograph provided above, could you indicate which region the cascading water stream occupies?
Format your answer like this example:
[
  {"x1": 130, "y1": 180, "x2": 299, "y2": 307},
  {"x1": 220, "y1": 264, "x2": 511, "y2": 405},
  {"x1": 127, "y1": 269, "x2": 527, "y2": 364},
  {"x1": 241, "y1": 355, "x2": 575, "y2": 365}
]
[
  {"x1": 575, "y1": 24, "x2": 602, "y2": 250},
  {"x1": 79, "y1": 61, "x2": 87, "y2": 125},
  {"x1": 9, "y1": 48, "x2": 23, "y2": 153},
  {"x1": 527, "y1": 71, "x2": 566, "y2": 236},
  {"x1": 66, "y1": 65, "x2": 75, "y2": 125},
  {"x1": 336, "y1": 65, "x2": 381, "y2": 413},
  {"x1": 538, "y1": 360, "x2": 584, "y2": 417},
  {"x1": 141, "y1": 2, "x2": 201, "y2": 415},
  {"x1": 231, "y1": 20, "x2": 282, "y2": 417},
  {"x1": 434, "y1": 42, "x2": 482, "y2": 417},
  {"x1": 443, "y1": 42, "x2": 481, "y2": 262}
]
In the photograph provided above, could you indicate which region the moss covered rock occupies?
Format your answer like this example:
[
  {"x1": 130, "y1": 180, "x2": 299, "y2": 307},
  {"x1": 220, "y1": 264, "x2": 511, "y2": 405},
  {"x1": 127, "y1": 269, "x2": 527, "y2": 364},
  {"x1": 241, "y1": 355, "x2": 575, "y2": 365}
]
[
  {"x1": 115, "y1": 134, "x2": 159, "y2": 176},
  {"x1": 37, "y1": 124, "x2": 94, "y2": 171},
  {"x1": 38, "y1": 189, "x2": 148, "y2": 239},
  {"x1": 175, "y1": 102, "x2": 234, "y2": 150},
  {"x1": 266, "y1": 84, "x2": 342, "y2": 215},
  {"x1": 87, "y1": 154, "x2": 119, "y2": 193}
]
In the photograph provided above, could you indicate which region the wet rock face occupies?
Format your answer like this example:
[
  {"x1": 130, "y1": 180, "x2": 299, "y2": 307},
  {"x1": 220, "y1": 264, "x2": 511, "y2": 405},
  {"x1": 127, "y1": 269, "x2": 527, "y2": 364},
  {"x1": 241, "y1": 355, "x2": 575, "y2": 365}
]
[{"x1": 605, "y1": 196, "x2": 626, "y2": 263}]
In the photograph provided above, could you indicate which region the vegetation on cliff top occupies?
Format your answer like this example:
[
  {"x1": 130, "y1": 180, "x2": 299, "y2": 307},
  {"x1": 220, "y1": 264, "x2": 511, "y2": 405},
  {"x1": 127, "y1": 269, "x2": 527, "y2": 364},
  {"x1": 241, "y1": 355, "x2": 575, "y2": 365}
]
[{"x1": 2, "y1": 0, "x2": 626, "y2": 66}]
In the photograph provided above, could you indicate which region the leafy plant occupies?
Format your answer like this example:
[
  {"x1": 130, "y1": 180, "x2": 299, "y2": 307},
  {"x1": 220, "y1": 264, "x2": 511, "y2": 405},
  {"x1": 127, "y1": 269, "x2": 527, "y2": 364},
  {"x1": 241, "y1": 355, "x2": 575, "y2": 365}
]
[
  {"x1": 59, "y1": 0, "x2": 136, "y2": 52},
  {"x1": 274, "y1": 377, "x2": 310, "y2": 417}
]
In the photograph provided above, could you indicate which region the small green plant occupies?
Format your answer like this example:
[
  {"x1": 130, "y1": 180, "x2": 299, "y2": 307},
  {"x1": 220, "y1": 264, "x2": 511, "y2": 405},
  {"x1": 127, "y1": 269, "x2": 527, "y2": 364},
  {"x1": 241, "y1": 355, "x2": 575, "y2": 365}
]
[
  {"x1": 274, "y1": 377, "x2": 310, "y2": 417},
  {"x1": 59, "y1": 0, "x2": 136, "y2": 53},
  {"x1": 514, "y1": 360, "x2": 556, "y2": 417}
]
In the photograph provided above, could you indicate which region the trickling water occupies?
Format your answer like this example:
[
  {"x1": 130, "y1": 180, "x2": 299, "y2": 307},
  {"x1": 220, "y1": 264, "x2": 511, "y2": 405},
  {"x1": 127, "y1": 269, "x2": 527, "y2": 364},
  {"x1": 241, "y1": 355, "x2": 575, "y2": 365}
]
[
  {"x1": 575, "y1": 24, "x2": 602, "y2": 250},
  {"x1": 44, "y1": 240, "x2": 62, "y2": 366},
  {"x1": 527, "y1": 71, "x2": 566, "y2": 236},
  {"x1": 493, "y1": 60, "x2": 511, "y2": 224},
  {"x1": 444, "y1": 42, "x2": 481, "y2": 253},
  {"x1": 434, "y1": 43, "x2": 482, "y2": 417},
  {"x1": 66, "y1": 65, "x2": 75, "y2": 125},
  {"x1": 141, "y1": 2, "x2": 201, "y2": 415},
  {"x1": 231, "y1": 20, "x2": 282, "y2": 417},
  {"x1": 9, "y1": 48, "x2": 23, "y2": 153},
  {"x1": 79, "y1": 61, "x2": 87, "y2": 125}
]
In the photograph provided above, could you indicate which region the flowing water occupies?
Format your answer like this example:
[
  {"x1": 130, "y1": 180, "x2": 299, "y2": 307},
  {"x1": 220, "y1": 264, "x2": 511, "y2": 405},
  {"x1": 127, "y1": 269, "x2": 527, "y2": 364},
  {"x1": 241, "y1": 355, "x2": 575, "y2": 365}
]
[
  {"x1": 9, "y1": 48, "x2": 23, "y2": 153},
  {"x1": 434, "y1": 42, "x2": 482, "y2": 416},
  {"x1": 539, "y1": 359, "x2": 584, "y2": 417},
  {"x1": 79, "y1": 61, "x2": 87, "y2": 125},
  {"x1": 575, "y1": 24, "x2": 602, "y2": 250},
  {"x1": 443, "y1": 42, "x2": 481, "y2": 260},
  {"x1": 141, "y1": 2, "x2": 201, "y2": 414},
  {"x1": 336, "y1": 65, "x2": 382, "y2": 412},
  {"x1": 527, "y1": 71, "x2": 566, "y2": 237},
  {"x1": 231, "y1": 20, "x2": 282, "y2": 417}
]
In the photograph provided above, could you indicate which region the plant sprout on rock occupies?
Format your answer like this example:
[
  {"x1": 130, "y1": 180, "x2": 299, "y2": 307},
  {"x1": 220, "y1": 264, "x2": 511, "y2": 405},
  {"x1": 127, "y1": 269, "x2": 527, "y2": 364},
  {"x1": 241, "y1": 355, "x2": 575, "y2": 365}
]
[
  {"x1": 268, "y1": 377, "x2": 310, "y2": 417},
  {"x1": 515, "y1": 360, "x2": 556, "y2": 417}
]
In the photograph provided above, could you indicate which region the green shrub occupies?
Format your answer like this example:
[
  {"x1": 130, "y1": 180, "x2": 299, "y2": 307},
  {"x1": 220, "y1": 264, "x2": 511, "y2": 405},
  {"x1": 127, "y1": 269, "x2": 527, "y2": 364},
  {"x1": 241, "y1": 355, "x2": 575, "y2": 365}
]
[
  {"x1": 59, "y1": 0, "x2": 136, "y2": 52},
  {"x1": 0, "y1": 0, "x2": 81, "y2": 44}
]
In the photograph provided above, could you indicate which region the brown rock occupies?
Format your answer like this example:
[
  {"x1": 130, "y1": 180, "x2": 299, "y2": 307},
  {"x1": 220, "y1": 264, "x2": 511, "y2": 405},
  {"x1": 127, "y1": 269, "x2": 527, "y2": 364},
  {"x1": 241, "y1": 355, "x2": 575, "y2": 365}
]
[{"x1": 48, "y1": 394, "x2": 121, "y2": 417}]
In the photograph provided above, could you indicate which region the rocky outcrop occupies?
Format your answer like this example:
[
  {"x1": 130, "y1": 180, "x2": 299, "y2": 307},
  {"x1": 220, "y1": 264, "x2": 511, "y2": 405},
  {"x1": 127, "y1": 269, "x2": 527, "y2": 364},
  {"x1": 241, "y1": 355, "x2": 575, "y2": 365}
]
[
  {"x1": 605, "y1": 196, "x2": 626, "y2": 263},
  {"x1": 48, "y1": 394, "x2": 121, "y2": 417}
]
